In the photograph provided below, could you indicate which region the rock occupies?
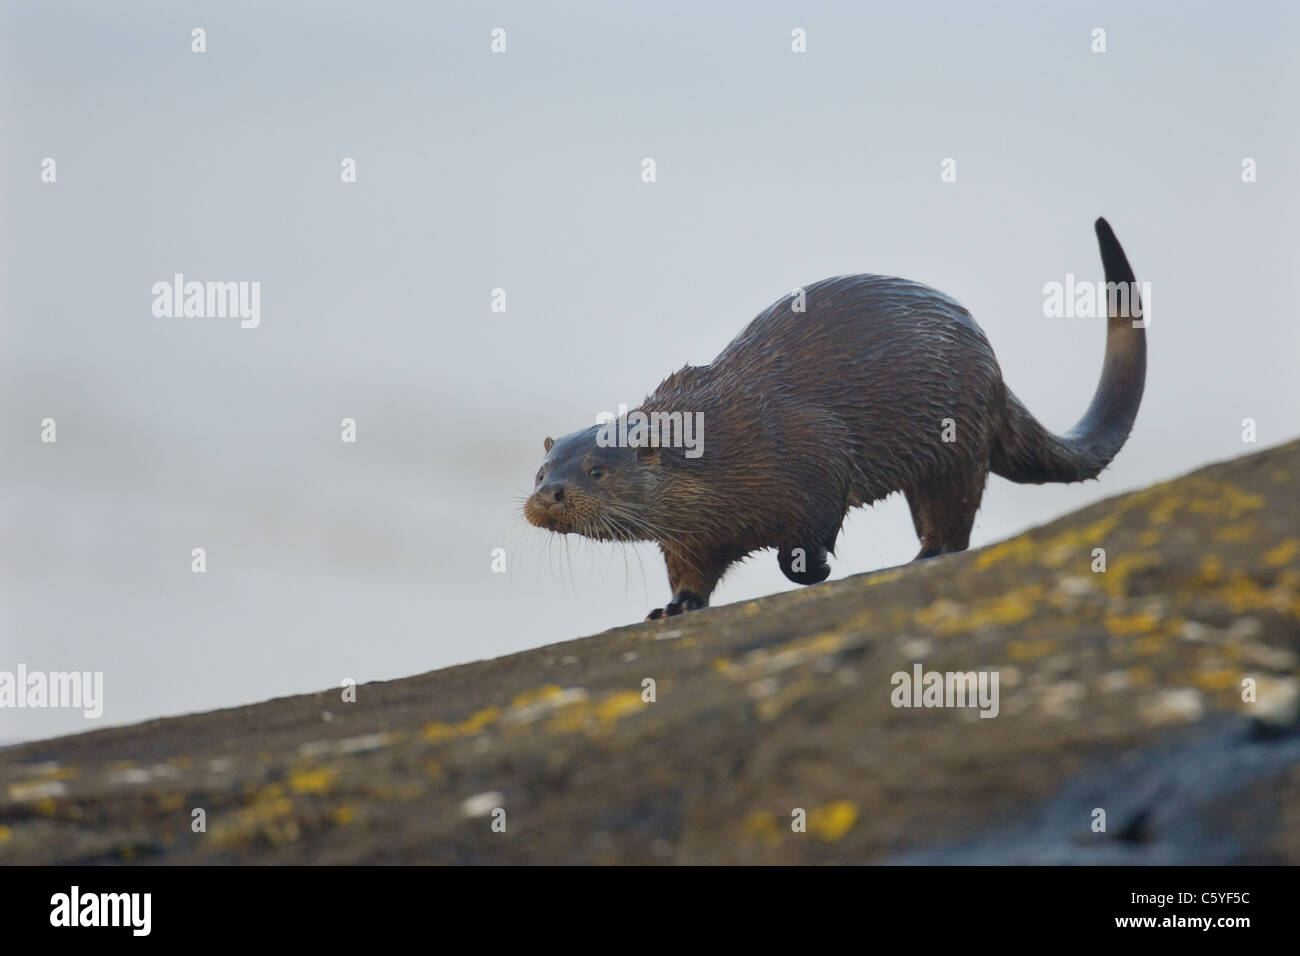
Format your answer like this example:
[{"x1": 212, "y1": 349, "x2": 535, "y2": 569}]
[{"x1": 2, "y1": 440, "x2": 1299, "y2": 864}]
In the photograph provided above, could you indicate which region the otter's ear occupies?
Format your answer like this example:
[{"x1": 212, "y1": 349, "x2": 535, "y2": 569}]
[
  {"x1": 636, "y1": 444, "x2": 661, "y2": 468},
  {"x1": 544, "y1": 437, "x2": 554, "y2": 453}
]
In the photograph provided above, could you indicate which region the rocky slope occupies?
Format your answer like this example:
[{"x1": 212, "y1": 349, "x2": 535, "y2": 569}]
[{"x1": 2, "y1": 441, "x2": 1298, "y2": 864}]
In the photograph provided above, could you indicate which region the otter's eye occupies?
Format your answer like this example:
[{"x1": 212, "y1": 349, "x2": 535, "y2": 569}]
[{"x1": 588, "y1": 466, "x2": 605, "y2": 480}]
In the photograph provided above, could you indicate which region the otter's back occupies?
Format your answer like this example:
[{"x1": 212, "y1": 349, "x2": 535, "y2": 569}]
[
  {"x1": 715, "y1": 274, "x2": 997, "y2": 389},
  {"x1": 702, "y1": 274, "x2": 1007, "y2": 502}
]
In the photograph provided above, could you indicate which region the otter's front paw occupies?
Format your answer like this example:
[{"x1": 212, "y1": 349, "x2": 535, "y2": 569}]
[{"x1": 645, "y1": 590, "x2": 705, "y2": 621}]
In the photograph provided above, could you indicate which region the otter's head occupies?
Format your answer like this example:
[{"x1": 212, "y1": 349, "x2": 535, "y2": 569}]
[{"x1": 524, "y1": 426, "x2": 662, "y2": 541}]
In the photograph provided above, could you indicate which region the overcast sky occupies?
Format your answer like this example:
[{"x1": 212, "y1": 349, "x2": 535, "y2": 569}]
[{"x1": 3, "y1": 0, "x2": 1298, "y2": 742}]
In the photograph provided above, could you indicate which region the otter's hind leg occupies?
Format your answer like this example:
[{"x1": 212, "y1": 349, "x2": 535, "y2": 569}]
[
  {"x1": 905, "y1": 469, "x2": 987, "y2": 560},
  {"x1": 777, "y1": 463, "x2": 850, "y2": 585},
  {"x1": 778, "y1": 545, "x2": 831, "y2": 584}
]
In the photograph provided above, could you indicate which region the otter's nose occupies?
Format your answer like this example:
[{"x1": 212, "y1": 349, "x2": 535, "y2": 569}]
[{"x1": 538, "y1": 482, "x2": 566, "y2": 505}]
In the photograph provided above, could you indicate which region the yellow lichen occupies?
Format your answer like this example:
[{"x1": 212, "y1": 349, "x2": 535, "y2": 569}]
[
  {"x1": 740, "y1": 810, "x2": 782, "y2": 847},
  {"x1": 755, "y1": 677, "x2": 817, "y2": 721},
  {"x1": 1211, "y1": 572, "x2": 1297, "y2": 615},
  {"x1": 1148, "y1": 480, "x2": 1265, "y2": 526},
  {"x1": 210, "y1": 783, "x2": 298, "y2": 849},
  {"x1": 1198, "y1": 555, "x2": 1224, "y2": 584},
  {"x1": 1007, "y1": 639, "x2": 1058, "y2": 661},
  {"x1": 1134, "y1": 633, "x2": 1169, "y2": 656},
  {"x1": 1040, "y1": 514, "x2": 1123, "y2": 567},
  {"x1": 289, "y1": 767, "x2": 336, "y2": 795},
  {"x1": 422, "y1": 721, "x2": 456, "y2": 743},
  {"x1": 34, "y1": 766, "x2": 77, "y2": 781},
  {"x1": 1104, "y1": 613, "x2": 1161, "y2": 636},
  {"x1": 457, "y1": 708, "x2": 501, "y2": 735},
  {"x1": 1212, "y1": 523, "x2": 1257, "y2": 544},
  {"x1": 422, "y1": 705, "x2": 504, "y2": 743},
  {"x1": 1193, "y1": 667, "x2": 1240, "y2": 691},
  {"x1": 974, "y1": 535, "x2": 1037, "y2": 571},
  {"x1": 546, "y1": 689, "x2": 647, "y2": 735},
  {"x1": 596, "y1": 691, "x2": 645, "y2": 728},
  {"x1": 1096, "y1": 551, "x2": 1162, "y2": 597},
  {"x1": 865, "y1": 569, "x2": 906, "y2": 587},
  {"x1": 509, "y1": 685, "x2": 567, "y2": 709},
  {"x1": 915, "y1": 585, "x2": 1044, "y2": 636},
  {"x1": 808, "y1": 800, "x2": 859, "y2": 842},
  {"x1": 1263, "y1": 539, "x2": 1300, "y2": 568}
]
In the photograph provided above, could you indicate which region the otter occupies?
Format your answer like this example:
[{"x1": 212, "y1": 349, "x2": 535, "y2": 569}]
[{"x1": 526, "y1": 219, "x2": 1146, "y2": 621}]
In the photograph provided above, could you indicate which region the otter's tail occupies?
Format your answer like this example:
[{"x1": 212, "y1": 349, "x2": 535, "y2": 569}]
[{"x1": 991, "y1": 218, "x2": 1147, "y2": 484}]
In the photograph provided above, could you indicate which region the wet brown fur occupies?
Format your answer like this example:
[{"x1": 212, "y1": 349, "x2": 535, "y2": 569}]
[{"x1": 525, "y1": 219, "x2": 1146, "y2": 620}]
